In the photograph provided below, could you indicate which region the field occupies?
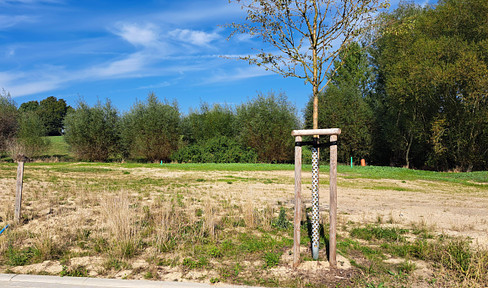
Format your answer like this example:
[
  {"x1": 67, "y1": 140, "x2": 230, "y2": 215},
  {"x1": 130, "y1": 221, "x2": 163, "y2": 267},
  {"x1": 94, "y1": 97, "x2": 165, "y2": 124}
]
[{"x1": 0, "y1": 162, "x2": 487, "y2": 287}]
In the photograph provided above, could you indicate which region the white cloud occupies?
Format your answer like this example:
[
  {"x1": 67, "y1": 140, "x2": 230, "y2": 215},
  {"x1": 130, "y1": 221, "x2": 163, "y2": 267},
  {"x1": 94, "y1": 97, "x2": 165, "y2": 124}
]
[
  {"x1": 0, "y1": 71, "x2": 19, "y2": 83},
  {"x1": 138, "y1": 81, "x2": 172, "y2": 90},
  {"x1": 169, "y1": 29, "x2": 220, "y2": 47},
  {"x1": 0, "y1": 65, "x2": 68, "y2": 97},
  {"x1": 235, "y1": 34, "x2": 256, "y2": 43},
  {"x1": 85, "y1": 52, "x2": 148, "y2": 78},
  {"x1": 113, "y1": 23, "x2": 159, "y2": 48},
  {"x1": 6, "y1": 79, "x2": 61, "y2": 97}
]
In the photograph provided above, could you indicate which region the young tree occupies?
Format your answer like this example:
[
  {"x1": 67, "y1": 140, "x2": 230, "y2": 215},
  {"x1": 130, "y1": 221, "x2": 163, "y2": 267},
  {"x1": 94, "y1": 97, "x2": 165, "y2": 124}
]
[{"x1": 228, "y1": 0, "x2": 389, "y2": 129}]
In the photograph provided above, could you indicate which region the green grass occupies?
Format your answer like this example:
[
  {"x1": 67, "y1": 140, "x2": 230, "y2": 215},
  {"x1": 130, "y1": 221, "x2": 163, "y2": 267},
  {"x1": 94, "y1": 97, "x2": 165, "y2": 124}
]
[
  {"x1": 19, "y1": 161, "x2": 488, "y2": 188},
  {"x1": 5, "y1": 136, "x2": 486, "y2": 186},
  {"x1": 338, "y1": 165, "x2": 488, "y2": 185},
  {"x1": 43, "y1": 136, "x2": 71, "y2": 158},
  {"x1": 350, "y1": 225, "x2": 408, "y2": 242}
]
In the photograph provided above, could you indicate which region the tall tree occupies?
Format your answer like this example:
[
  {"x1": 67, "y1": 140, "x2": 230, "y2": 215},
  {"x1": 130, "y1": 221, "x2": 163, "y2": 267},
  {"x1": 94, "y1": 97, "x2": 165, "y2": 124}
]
[
  {"x1": 38, "y1": 96, "x2": 69, "y2": 136},
  {"x1": 228, "y1": 0, "x2": 388, "y2": 129},
  {"x1": 371, "y1": 4, "x2": 434, "y2": 168},
  {"x1": 305, "y1": 42, "x2": 374, "y2": 163},
  {"x1": 371, "y1": 0, "x2": 488, "y2": 170},
  {"x1": 19, "y1": 101, "x2": 40, "y2": 113}
]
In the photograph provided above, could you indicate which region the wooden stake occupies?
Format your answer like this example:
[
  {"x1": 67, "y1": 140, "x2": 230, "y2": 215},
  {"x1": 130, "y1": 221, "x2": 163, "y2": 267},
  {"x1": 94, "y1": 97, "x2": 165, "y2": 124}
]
[
  {"x1": 329, "y1": 134, "x2": 338, "y2": 267},
  {"x1": 14, "y1": 160, "x2": 25, "y2": 224},
  {"x1": 293, "y1": 135, "x2": 302, "y2": 268}
]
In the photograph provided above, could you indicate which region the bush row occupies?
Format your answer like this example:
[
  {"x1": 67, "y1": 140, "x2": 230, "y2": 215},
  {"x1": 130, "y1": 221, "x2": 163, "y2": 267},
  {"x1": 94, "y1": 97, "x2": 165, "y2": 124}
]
[{"x1": 62, "y1": 92, "x2": 299, "y2": 163}]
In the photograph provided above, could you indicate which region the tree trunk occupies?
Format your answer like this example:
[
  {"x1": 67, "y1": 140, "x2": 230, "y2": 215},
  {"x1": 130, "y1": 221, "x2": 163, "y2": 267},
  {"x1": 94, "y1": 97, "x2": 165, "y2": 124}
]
[
  {"x1": 312, "y1": 4, "x2": 318, "y2": 130},
  {"x1": 313, "y1": 88, "x2": 319, "y2": 130},
  {"x1": 405, "y1": 132, "x2": 413, "y2": 169}
]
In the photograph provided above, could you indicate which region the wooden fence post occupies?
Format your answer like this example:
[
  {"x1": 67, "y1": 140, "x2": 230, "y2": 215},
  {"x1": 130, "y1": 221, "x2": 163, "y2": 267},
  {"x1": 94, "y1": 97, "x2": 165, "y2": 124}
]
[
  {"x1": 293, "y1": 136, "x2": 302, "y2": 267},
  {"x1": 14, "y1": 157, "x2": 26, "y2": 224}
]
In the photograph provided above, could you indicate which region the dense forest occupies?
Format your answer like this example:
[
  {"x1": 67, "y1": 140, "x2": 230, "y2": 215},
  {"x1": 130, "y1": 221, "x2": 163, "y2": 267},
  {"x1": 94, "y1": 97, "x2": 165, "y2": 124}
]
[{"x1": 0, "y1": 0, "x2": 487, "y2": 171}]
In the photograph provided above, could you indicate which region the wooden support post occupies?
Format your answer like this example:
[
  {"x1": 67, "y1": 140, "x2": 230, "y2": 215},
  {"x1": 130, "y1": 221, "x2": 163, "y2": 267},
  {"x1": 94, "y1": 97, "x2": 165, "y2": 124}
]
[
  {"x1": 329, "y1": 134, "x2": 338, "y2": 267},
  {"x1": 293, "y1": 135, "x2": 302, "y2": 268},
  {"x1": 292, "y1": 128, "x2": 340, "y2": 267},
  {"x1": 14, "y1": 160, "x2": 25, "y2": 224}
]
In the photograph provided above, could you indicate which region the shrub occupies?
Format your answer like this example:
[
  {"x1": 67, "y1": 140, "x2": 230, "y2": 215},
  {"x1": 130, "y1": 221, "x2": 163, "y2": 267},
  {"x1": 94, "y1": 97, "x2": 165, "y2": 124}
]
[
  {"x1": 236, "y1": 92, "x2": 299, "y2": 163},
  {"x1": 0, "y1": 90, "x2": 18, "y2": 153},
  {"x1": 12, "y1": 111, "x2": 50, "y2": 158},
  {"x1": 121, "y1": 93, "x2": 180, "y2": 162},
  {"x1": 182, "y1": 103, "x2": 237, "y2": 144},
  {"x1": 64, "y1": 100, "x2": 120, "y2": 161},
  {"x1": 171, "y1": 136, "x2": 257, "y2": 163}
]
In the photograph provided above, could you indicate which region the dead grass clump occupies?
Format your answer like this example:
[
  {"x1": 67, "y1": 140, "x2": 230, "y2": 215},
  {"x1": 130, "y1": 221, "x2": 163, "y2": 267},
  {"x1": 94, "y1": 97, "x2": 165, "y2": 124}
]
[
  {"x1": 259, "y1": 205, "x2": 275, "y2": 231},
  {"x1": 100, "y1": 191, "x2": 139, "y2": 259},
  {"x1": 242, "y1": 202, "x2": 256, "y2": 229},
  {"x1": 155, "y1": 201, "x2": 186, "y2": 252},
  {"x1": 203, "y1": 200, "x2": 219, "y2": 239},
  {"x1": 32, "y1": 229, "x2": 65, "y2": 261}
]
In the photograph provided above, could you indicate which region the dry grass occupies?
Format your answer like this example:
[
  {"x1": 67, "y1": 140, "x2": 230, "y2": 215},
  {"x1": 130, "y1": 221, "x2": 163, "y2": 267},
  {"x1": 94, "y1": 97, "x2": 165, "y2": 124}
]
[
  {"x1": 100, "y1": 191, "x2": 139, "y2": 260},
  {"x1": 203, "y1": 200, "x2": 219, "y2": 239},
  {"x1": 0, "y1": 163, "x2": 487, "y2": 287}
]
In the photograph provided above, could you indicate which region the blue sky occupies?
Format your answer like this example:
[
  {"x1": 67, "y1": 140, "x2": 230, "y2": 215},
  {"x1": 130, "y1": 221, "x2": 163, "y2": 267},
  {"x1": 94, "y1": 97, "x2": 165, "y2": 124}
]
[{"x1": 1, "y1": 0, "x2": 435, "y2": 115}]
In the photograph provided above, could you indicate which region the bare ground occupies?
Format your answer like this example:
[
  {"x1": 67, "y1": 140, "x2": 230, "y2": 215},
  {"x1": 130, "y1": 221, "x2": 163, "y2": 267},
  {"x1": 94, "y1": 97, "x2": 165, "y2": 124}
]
[{"x1": 0, "y1": 164, "x2": 487, "y2": 287}]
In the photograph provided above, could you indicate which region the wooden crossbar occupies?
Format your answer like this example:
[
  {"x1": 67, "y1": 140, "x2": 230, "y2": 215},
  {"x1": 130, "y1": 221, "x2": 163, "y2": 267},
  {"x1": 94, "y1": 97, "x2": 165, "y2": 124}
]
[{"x1": 291, "y1": 128, "x2": 341, "y2": 136}]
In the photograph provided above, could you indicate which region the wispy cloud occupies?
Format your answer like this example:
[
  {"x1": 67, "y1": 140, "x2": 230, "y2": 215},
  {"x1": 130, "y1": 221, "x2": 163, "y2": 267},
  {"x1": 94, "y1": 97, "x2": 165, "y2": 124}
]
[
  {"x1": 168, "y1": 29, "x2": 221, "y2": 47},
  {"x1": 0, "y1": 0, "x2": 62, "y2": 4},
  {"x1": 87, "y1": 52, "x2": 148, "y2": 78},
  {"x1": 113, "y1": 23, "x2": 160, "y2": 48},
  {"x1": 201, "y1": 66, "x2": 272, "y2": 85},
  {"x1": 155, "y1": 1, "x2": 243, "y2": 25},
  {"x1": 0, "y1": 14, "x2": 36, "y2": 29},
  {"x1": 5, "y1": 79, "x2": 61, "y2": 96}
]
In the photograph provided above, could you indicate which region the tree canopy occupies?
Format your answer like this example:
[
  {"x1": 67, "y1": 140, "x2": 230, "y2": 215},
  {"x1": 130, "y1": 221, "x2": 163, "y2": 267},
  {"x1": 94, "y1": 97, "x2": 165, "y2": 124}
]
[
  {"x1": 370, "y1": 0, "x2": 488, "y2": 170},
  {"x1": 228, "y1": 0, "x2": 388, "y2": 128}
]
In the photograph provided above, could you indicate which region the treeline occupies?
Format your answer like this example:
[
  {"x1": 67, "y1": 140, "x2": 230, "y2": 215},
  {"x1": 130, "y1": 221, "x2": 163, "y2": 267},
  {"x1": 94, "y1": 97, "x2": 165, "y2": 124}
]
[
  {"x1": 65, "y1": 93, "x2": 299, "y2": 163},
  {"x1": 305, "y1": 0, "x2": 488, "y2": 171},
  {"x1": 0, "y1": 91, "x2": 300, "y2": 163},
  {"x1": 370, "y1": 0, "x2": 487, "y2": 171}
]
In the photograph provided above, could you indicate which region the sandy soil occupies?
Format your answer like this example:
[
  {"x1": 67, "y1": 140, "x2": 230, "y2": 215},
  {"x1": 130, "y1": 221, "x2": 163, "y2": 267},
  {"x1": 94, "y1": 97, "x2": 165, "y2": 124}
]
[{"x1": 0, "y1": 164, "x2": 487, "y2": 286}]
